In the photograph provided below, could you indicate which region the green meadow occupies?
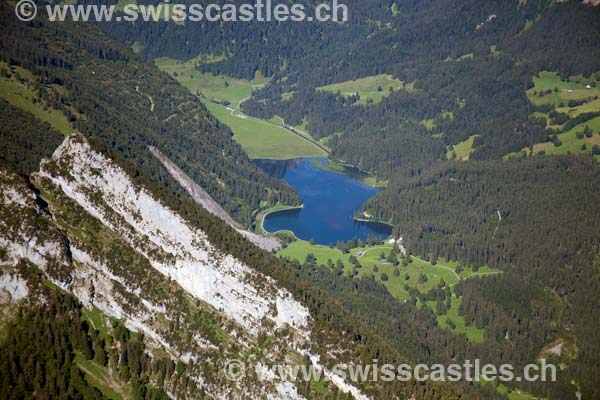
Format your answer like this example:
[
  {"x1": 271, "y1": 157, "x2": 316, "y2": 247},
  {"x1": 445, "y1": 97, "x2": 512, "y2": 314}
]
[
  {"x1": 506, "y1": 71, "x2": 600, "y2": 159},
  {"x1": 0, "y1": 63, "x2": 73, "y2": 136},
  {"x1": 155, "y1": 55, "x2": 254, "y2": 103},
  {"x1": 527, "y1": 71, "x2": 599, "y2": 108},
  {"x1": 278, "y1": 239, "x2": 500, "y2": 342},
  {"x1": 420, "y1": 119, "x2": 435, "y2": 130},
  {"x1": 203, "y1": 101, "x2": 327, "y2": 159},
  {"x1": 317, "y1": 74, "x2": 409, "y2": 105},
  {"x1": 76, "y1": 308, "x2": 131, "y2": 400},
  {"x1": 534, "y1": 117, "x2": 600, "y2": 156},
  {"x1": 74, "y1": 354, "x2": 130, "y2": 400},
  {"x1": 425, "y1": 297, "x2": 485, "y2": 343},
  {"x1": 506, "y1": 116, "x2": 600, "y2": 159},
  {"x1": 448, "y1": 134, "x2": 479, "y2": 160},
  {"x1": 155, "y1": 56, "x2": 327, "y2": 159}
]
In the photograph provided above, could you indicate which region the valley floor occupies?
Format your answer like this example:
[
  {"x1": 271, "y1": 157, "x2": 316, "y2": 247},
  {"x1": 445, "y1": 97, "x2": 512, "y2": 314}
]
[{"x1": 154, "y1": 56, "x2": 328, "y2": 160}]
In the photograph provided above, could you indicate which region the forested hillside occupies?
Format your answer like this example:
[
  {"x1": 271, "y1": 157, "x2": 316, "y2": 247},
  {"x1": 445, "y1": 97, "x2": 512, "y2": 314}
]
[
  {"x1": 365, "y1": 156, "x2": 600, "y2": 399},
  {"x1": 0, "y1": 3, "x2": 300, "y2": 226},
  {"x1": 0, "y1": 78, "x2": 506, "y2": 400},
  {"x1": 104, "y1": 0, "x2": 600, "y2": 177}
]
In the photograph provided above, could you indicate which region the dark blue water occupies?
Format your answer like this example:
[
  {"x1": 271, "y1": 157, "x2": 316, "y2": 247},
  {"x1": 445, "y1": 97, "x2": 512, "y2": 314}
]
[{"x1": 260, "y1": 158, "x2": 391, "y2": 245}]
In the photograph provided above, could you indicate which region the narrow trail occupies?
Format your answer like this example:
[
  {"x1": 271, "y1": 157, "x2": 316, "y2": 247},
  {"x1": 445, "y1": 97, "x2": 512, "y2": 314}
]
[
  {"x1": 491, "y1": 209, "x2": 502, "y2": 239},
  {"x1": 357, "y1": 244, "x2": 394, "y2": 258},
  {"x1": 429, "y1": 262, "x2": 461, "y2": 282},
  {"x1": 135, "y1": 85, "x2": 155, "y2": 112},
  {"x1": 78, "y1": 363, "x2": 128, "y2": 399}
]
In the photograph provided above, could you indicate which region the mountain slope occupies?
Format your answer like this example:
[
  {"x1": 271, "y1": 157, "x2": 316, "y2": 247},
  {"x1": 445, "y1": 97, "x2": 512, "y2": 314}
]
[
  {"x1": 95, "y1": 2, "x2": 600, "y2": 398},
  {"x1": 1, "y1": 134, "x2": 311, "y2": 398},
  {"x1": 0, "y1": 3, "x2": 299, "y2": 226},
  {"x1": 365, "y1": 156, "x2": 600, "y2": 399}
]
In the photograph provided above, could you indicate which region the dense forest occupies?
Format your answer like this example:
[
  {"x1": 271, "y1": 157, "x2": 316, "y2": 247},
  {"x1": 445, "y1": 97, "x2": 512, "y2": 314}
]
[
  {"x1": 0, "y1": 99, "x2": 64, "y2": 174},
  {"x1": 366, "y1": 156, "x2": 600, "y2": 398},
  {"x1": 0, "y1": 258, "x2": 173, "y2": 400}
]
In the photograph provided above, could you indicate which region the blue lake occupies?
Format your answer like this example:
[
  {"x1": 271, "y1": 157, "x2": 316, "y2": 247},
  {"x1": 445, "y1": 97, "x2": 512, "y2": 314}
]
[{"x1": 257, "y1": 158, "x2": 392, "y2": 245}]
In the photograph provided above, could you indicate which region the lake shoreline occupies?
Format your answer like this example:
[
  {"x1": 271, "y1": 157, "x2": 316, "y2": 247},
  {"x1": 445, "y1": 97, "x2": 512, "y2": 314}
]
[
  {"x1": 308, "y1": 158, "x2": 388, "y2": 189},
  {"x1": 255, "y1": 205, "x2": 304, "y2": 235},
  {"x1": 352, "y1": 216, "x2": 395, "y2": 228}
]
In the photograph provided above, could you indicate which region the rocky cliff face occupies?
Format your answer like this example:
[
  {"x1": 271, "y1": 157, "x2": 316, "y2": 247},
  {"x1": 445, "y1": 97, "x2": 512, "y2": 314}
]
[
  {"x1": 36, "y1": 134, "x2": 310, "y2": 335},
  {"x1": 0, "y1": 134, "x2": 312, "y2": 398},
  {"x1": 0, "y1": 133, "x2": 371, "y2": 399}
]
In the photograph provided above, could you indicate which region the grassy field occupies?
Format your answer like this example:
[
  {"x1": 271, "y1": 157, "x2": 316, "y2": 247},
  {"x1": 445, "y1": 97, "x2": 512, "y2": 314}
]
[
  {"x1": 82, "y1": 306, "x2": 110, "y2": 337},
  {"x1": 507, "y1": 116, "x2": 600, "y2": 158},
  {"x1": 317, "y1": 74, "x2": 409, "y2": 105},
  {"x1": 555, "y1": 96, "x2": 600, "y2": 118},
  {"x1": 448, "y1": 134, "x2": 479, "y2": 160},
  {"x1": 527, "y1": 71, "x2": 600, "y2": 108},
  {"x1": 420, "y1": 119, "x2": 435, "y2": 130},
  {"x1": 536, "y1": 117, "x2": 600, "y2": 155},
  {"x1": 278, "y1": 240, "x2": 500, "y2": 299},
  {"x1": 278, "y1": 239, "x2": 500, "y2": 341},
  {"x1": 155, "y1": 56, "x2": 327, "y2": 159},
  {"x1": 155, "y1": 55, "x2": 252, "y2": 103},
  {"x1": 204, "y1": 101, "x2": 327, "y2": 159},
  {"x1": 505, "y1": 71, "x2": 600, "y2": 159},
  {"x1": 131, "y1": 41, "x2": 144, "y2": 54},
  {"x1": 0, "y1": 63, "x2": 73, "y2": 136}
]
